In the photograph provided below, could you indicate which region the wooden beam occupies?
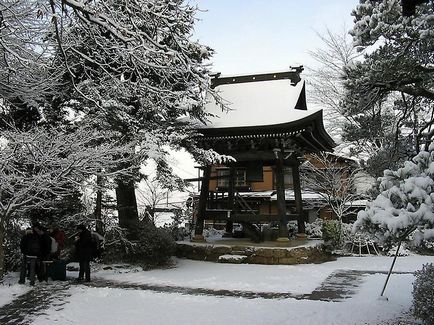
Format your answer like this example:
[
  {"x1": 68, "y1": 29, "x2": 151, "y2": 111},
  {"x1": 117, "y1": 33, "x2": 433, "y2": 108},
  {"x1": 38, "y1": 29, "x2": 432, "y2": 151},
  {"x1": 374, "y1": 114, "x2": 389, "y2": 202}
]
[{"x1": 203, "y1": 211, "x2": 300, "y2": 222}]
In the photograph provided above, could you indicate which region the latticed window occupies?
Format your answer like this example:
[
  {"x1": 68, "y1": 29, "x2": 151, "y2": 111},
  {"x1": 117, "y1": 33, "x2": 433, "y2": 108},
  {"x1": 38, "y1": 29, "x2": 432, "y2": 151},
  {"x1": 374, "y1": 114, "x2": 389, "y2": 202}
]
[
  {"x1": 284, "y1": 167, "x2": 293, "y2": 187},
  {"x1": 217, "y1": 169, "x2": 230, "y2": 188},
  {"x1": 235, "y1": 169, "x2": 247, "y2": 187},
  {"x1": 217, "y1": 168, "x2": 247, "y2": 188},
  {"x1": 273, "y1": 167, "x2": 294, "y2": 189}
]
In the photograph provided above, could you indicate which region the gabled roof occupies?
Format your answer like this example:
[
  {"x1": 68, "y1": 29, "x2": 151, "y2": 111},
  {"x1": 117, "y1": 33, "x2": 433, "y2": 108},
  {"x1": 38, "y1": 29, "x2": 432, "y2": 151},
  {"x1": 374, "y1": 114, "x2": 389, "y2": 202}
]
[
  {"x1": 194, "y1": 68, "x2": 335, "y2": 153},
  {"x1": 200, "y1": 70, "x2": 314, "y2": 129}
]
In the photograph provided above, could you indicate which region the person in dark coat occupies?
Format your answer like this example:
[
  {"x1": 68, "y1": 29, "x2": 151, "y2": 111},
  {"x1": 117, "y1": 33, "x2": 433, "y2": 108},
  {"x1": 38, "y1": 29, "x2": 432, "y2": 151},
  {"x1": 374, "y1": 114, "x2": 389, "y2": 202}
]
[
  {"x1": 37, "y1": 226, "x2": 52, "y2": 260},
  {"x1": 18, "y1": 226, "x2": 41, "y2": 285},
  {"x1": 75, "y1": 224, "x2": 93, "y2": 282},
  {"x1": 35, "y1": 226, "x2": 54, "y2": 281}
]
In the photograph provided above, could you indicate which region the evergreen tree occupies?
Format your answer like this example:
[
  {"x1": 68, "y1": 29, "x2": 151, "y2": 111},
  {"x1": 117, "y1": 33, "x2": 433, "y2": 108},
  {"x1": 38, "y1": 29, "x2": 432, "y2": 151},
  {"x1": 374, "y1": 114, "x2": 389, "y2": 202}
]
[
  {"x1": 343, "y1": 0, "x2": 434, "y2": 176},
  {"x1": 354, "y1": 143, "x2": 434, "y2": 246},
  {"x1": 1, "y1": 0, "x2": 225, "y2": 234}
]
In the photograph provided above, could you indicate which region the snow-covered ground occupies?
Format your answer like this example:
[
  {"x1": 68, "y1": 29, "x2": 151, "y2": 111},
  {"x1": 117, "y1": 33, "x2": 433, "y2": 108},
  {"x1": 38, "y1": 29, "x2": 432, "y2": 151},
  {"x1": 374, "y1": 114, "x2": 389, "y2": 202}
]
[
  {"x1": 2, "y1": 254, "x2": 434, "y2": 324},
  {"x1": 0, "y1": 273, "x2": 31, "y2": 308}
]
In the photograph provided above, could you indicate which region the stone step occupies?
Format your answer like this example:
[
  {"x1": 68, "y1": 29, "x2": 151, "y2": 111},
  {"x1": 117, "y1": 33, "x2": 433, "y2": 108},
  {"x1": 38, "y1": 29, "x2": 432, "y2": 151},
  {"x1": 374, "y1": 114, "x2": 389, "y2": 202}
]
[
  {"x1": 218, "y1": 254, "x2": 248, "y2": 264},
  {"x1": 231, "y1": 250, "x2": 249, "y2": 255}
]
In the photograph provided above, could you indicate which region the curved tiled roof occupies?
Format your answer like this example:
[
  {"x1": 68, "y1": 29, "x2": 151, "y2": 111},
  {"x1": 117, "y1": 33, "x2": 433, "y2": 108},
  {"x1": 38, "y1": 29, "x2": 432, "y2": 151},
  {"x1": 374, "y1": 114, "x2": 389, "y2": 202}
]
[{"x1": 195, "y1": 69, "x2": 335, "y2": 152}]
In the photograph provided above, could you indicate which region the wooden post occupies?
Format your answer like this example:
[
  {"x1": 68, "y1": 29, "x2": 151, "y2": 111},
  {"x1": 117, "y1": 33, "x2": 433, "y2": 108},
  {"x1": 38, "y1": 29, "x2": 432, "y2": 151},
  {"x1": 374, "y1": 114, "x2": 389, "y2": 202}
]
[
  {"x1": 275, "y1": 150, "x2": 289, "y2": 241},
  {"x1": 223, "y1": 166, "x2": 235, "y2": 237},
  {"x1": 292, "y1": 161, "x2": 306, "y2": 236},
  {"x1": 380, "y1": 240, "x2": 401, "y2": 298},
  {"x1": 192, "y1": 166, "x2": 211, "y2": 242}
]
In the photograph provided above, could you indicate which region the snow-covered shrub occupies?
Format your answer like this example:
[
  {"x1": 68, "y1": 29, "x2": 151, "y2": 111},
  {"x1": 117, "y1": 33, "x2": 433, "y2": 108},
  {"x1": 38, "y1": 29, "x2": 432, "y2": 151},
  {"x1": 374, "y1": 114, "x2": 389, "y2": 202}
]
[
  {"x1": 305, "y1": 219, "x2": 324, "y2": 238},
  {"x1": 287, "y1": 221, "x2": 298, "y2": 238},
  {"x1": 104, "y1": 221, "x2": 175, "y2": 268},
  {"x1": 322, "y1": 220, "x2": 343, "y2": 249},
  {"x1": 412, "y1": 263, "x2": 434, "y2": 324},
  {"x1": 354, "y1": 145, "x2": 434, "y2": 247},
  {"x1": 386, "y1": 245, "x2": 410, "y2": 257},
  {"x1": 160, "y1": 209, "x2": 190, "y2": 241},
  {"x1": 341, "y1": 222, "x2": 355, "y2": 243},
  {"x1": 406, "y1": 230, "x2": 434, "y2": 255},
  {"x1": 203, "y1": 227, "x2": 224, "y2": 239}
]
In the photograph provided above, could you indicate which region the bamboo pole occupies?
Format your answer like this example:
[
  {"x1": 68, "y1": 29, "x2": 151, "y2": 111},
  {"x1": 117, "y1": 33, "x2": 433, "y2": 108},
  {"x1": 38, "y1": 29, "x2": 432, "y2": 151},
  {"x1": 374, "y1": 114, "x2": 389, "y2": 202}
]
[{"x1": 380, "y1": 240, "x2": 401, "y2": 297}]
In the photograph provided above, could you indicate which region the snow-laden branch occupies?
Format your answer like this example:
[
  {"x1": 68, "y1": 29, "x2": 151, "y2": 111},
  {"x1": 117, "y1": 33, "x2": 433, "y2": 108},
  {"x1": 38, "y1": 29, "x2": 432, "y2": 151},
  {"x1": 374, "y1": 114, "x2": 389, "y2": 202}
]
[
  {"x1": 300, "y1": 152, "x2": 362, "y2": 220},
  {"x1": 0, "y1": 125, "x2": 140, "y2": 222},
  {"x1": 354, "y1": 144, "x2": 434, "y2": 244}
]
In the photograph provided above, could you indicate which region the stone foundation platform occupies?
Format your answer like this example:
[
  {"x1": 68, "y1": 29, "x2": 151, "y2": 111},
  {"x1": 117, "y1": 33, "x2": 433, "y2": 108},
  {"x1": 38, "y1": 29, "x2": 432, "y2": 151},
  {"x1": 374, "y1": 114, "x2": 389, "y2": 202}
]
[{"x1": 175, "y1": 239, "x2": 333, "y2": 265}]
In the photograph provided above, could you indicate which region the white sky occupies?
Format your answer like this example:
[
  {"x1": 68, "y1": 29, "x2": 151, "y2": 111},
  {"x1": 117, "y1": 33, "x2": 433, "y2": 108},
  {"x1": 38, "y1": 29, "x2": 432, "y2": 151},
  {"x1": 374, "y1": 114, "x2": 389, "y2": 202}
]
[{"x1": 191, "y1": 0, "x2": 359, "y2": 74}]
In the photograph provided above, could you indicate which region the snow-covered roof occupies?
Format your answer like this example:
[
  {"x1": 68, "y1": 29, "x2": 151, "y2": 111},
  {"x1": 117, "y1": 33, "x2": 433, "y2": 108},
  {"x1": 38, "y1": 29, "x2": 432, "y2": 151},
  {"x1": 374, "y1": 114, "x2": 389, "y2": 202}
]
[
  {"x1": 198, "y1": 190, "x2": 325, "y2": 201},
  {"x1": 200, "y1": 75, "x2": 319, "y2": 129},
  {"x1": 344, "y1": 199, "x2": 368, "y2": 207},
  {"x1": 237, "y1": 191, "x2": 275, "y2": 198},
  {"x1": 193, "y1": 69, "x2": 335, "y2": 152},
  {"x1": 270, "y1": 189, "x2": 325, "y2": 201}
]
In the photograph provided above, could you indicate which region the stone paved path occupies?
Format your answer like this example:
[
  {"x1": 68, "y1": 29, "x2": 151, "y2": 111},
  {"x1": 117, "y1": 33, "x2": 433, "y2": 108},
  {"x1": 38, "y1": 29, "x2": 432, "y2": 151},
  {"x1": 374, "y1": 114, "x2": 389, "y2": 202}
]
[
  {"x1": 0, "y1": 270, "x2": 413, "y2": 324},
  {"x1": 0, "y1": 282, "x2": 71, "y2": 325}
]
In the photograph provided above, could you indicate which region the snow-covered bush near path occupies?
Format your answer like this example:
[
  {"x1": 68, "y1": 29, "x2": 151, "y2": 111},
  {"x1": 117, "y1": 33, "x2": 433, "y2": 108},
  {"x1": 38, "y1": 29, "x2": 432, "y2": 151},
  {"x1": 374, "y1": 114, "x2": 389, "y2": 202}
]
[
  {"x1": 354, "y1": 144, "x2": 434, "y2": 247},
  {"x1": 203, "y1": 228, "x2": 224, "y2": 240},
  {"x1": 322, "y1": 220, "x2": 357, "y2": 250},
  {"x1": 103, "y1": 220, "x2": 175, "y2": 268},
  {"x1": 305, "y1": 219, "x2": 377, "y2": 252},
  {"x1": 386, "y1": 245, "x2": 410, "y2": 257},
  {"x1": 412, "y1": 263, "x2": 434, "y2": 325},
  {"x1": 305, "y1": 219, "x2": 323, "y2": 238},
  {"x1": 322, "y1": 220, "x2": 342, "y2": 249}
]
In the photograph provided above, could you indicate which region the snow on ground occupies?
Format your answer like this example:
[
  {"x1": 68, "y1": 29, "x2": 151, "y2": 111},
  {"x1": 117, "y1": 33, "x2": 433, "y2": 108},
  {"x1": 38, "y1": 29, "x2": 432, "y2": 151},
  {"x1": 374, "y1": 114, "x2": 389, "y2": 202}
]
[
  {"x1": 2, "y1": 254, "x2": 434, "y2": 324},
  {"x1": 31, "y1": 273, "x2": 415, "y2": 325},
  {"x1": 93, "y1": 255, "x2": 434, "y2": 295},
  {"x1": 0, "y1": 272, "x2": 30, "y2": 308}
]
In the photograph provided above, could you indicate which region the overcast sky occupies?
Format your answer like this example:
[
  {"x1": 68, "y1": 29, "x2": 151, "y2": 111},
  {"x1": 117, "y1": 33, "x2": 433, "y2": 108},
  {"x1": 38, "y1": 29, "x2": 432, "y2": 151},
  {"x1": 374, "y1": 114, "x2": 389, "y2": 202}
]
[{"x1": 191, "y1": 0, "x2": 359, "y2": 74}]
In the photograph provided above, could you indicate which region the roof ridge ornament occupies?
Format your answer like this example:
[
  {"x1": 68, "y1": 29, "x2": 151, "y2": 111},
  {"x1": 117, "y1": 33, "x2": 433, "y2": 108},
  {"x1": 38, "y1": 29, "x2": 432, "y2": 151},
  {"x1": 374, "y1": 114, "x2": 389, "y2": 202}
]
[{"x1": 210, "y1": 66, "x2": 304, "y2": 89}]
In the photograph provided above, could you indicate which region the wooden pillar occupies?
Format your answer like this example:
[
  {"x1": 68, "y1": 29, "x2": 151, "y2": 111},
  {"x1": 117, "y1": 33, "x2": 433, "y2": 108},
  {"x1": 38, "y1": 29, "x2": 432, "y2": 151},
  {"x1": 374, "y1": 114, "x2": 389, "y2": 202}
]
[
  {"x1": 275, "y1": 150, "x2": 289, "y2": 241},
  {"x1": 192, "y1": 166, "x2": 211, "y2": 242},
  {"x1": 223, "y1": 166, "x2": 235, "y2": 237},
  {"x1": 292, "y1": 161, "x2": 306, "y2": 237}
]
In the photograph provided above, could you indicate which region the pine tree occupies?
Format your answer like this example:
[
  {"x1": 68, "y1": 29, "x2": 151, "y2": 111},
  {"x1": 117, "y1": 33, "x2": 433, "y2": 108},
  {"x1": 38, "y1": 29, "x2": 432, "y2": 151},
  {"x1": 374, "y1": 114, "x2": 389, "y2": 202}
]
[
  {"x1": 354, "y1": 143, "x2": 434, "y2": 246},
  {"x1": 343, "y1": 0, "x2": 434, "y2": 176}
]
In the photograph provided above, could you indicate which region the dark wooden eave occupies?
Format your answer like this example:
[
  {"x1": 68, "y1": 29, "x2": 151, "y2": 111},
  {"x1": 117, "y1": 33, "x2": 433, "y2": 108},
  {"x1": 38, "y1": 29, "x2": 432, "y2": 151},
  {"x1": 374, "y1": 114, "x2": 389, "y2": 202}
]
[{"x1": 197, "y1": 109, "x2": 335, "y2": 154}]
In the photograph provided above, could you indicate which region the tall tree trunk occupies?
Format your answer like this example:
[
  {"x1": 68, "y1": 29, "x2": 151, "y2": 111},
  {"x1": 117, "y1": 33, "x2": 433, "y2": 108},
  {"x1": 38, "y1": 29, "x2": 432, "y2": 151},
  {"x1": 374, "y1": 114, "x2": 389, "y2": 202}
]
[
  {"x1": 0, "y1": 218, "x2": 5, "y2": 279},
  {"x1": 116, "y1": 178, "x2": 139, "y2": 233},
  {"x1": 94, "y1": 175, "x2": 104, "y2": 234}
]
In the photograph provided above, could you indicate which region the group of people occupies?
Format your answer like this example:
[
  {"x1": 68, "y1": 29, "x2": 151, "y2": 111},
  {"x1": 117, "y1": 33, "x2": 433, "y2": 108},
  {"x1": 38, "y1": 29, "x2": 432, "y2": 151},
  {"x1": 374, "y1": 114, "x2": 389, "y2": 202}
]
[{"x1": 19, "y1": 223, "x2": 96, "y2": 285}]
